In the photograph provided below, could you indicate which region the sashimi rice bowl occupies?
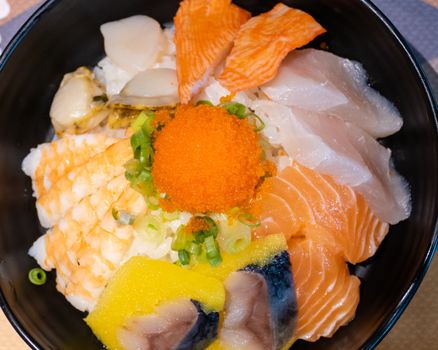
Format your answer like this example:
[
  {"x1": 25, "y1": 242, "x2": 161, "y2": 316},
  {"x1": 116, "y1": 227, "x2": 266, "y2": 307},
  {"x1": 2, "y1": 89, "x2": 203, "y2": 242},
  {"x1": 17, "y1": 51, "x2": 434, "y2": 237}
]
[{"x1": 15, "y1": 0, "x2": 416, "y2": 349}]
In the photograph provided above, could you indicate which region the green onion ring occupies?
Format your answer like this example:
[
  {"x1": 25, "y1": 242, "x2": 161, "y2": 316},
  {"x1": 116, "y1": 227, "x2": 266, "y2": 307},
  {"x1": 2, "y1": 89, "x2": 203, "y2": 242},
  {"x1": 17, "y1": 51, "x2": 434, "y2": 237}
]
[
  {"x1": 196, "y1": 100, "x2": 214, "y2": 106},
  {"x1": 28, "y1": 268, "x2": 47, "y2": 286},
  {"x1": 178, "y1": 250, "x2": 190, "y2": 265},
  {"x1": 238, "y1": 213, "x2": 261, "y2": 228}
]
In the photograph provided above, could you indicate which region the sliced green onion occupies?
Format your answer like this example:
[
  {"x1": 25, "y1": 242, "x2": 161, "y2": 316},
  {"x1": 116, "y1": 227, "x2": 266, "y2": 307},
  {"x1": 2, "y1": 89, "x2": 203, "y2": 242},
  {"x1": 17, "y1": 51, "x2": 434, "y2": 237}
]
[
  {"x1": 162, "y1": 210, "x2": 180, "y2": 221},
  {"x1": 178, "y1": 250, "x2": 190, "y2": 265},
  {"x1": 172, "y1": 236, "x2": 187, "y2": 251},
  {"x1": 222, "y1": 102, "x2": 247, "y2": 118},
  {"x1": 195, "y1": 249, "x2": 208, "y2": 264},
  {"x1": 202, "y1": 216, "x2": 218, "y2": 238},
  {"x1": 186, "y1": 242, "x2": 202, "y2": 256},
  {"x1": 238, "y1": 213, "x2": 261, "y2": 228},
  {"x1": 130, "y1": 177, "x2": 155, "y2": 197},
  {"x1": 112, "y1": 208, "x2": 135, "y2": 225},
  {"x1": 131, "y1": 111, "x2": 155, "y2": 135},
  {"x1": 28, "y1": 268, "x2": 47, "y2": 286},
  {"x1": 138, "y1": 144, "x2": 154, "y2": 166},
  {"x1": 131, "y1": 130, "x2": 150, "y2": 152},
  {"x1": 220, "y1": 233, "x2": 251, "y2": 254},
  {"x1": 146, "y1": 195, "x2": 160, "y2": 210},
  {"x1": 173, "y1": 221, "x2": 222, "y2": 266},
  {"x1": 172, "y1": 226, "x2": 190, "y2": 251},
  {"x1": 148, "y1": 223, "x2": 158, "y2": 231},
  {"x1": 204, "y1": 236, "x2": 222, "y2": 267},
  {"x1": 112, "y1": 207, "x2": 119, "y2": 221},
  {"x1": 217, "y1": 220, "x2": 251, "y2": 254},
  {"x1": 207, "y1": 254, "x2": 222, "y2": 267},
  {"x1": 124, "y1": 158, "x2": 142, "y2": 176},
  {"x1": 196, "y1": 100, "x2": 214, "y2": 106},
  {"x1": 195, "y1": 231, "x2": 206, "y2": 243},
  {"x1": 205, "y1": 236, "x2": 220, "y2": 258},
  {"x1": 133, "y1": 215, "x2": 166, "y2": 243},
  {"x1": 131, "y1": 112, "x2": 148, "y2": 132},
  {"x1": 92, "y1": 95, "x2": 108, "y2": 103},
  {"x1": 126, "y1": 112, "x2": 158, "y2": 200},
  {"x1": 247, "y1": 112, "x2": 265, "y2": 132}
]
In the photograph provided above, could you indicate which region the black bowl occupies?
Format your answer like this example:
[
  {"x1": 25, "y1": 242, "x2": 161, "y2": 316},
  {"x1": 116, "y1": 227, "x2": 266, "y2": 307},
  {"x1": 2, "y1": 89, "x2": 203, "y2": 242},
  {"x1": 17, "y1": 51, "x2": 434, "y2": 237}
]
[{"x1": 0, "y1": 0, "x2": 437, "y2": 349}]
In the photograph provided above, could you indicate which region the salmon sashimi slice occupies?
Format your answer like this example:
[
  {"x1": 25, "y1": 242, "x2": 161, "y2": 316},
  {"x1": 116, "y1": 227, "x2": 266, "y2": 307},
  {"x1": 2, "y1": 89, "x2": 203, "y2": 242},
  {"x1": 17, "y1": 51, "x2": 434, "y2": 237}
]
[
  {"x1": 253, "y1": 162, "x2": 389, "y2": 264},
  {"x1": 22, "y1": 134, "x2": 119, "y2": 198},
  {"x1": 218, "y1": 3, "x2": 326, "y2": 92},
  {"x1": 174, "y1": 0, "x2": 250, "y2": 103},
  {"x1": 288, "y1": 235, "x2": 360, "y2": 341},
  {"x1": 35, "y1": 138, "x2": 132, "y2": 229}
]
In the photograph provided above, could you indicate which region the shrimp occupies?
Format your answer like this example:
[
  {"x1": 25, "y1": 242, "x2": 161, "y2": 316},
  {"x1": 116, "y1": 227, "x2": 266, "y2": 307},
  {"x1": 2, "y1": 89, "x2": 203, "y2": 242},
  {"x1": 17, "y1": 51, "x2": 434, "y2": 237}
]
[
  {"x1": 22, "y1": 133, "x2": 119, "y2": 197},
  {"x1": 35, "y1": 138, "x2": 132, "y2": 228},
  {"x1": 30, "y1": 175, "x2": 148, "y2": 312}
]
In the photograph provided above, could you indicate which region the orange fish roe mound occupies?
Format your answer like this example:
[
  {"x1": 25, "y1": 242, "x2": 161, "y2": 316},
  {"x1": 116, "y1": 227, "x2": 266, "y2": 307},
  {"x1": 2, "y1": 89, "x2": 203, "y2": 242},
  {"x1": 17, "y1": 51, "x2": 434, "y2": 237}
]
[{"x1": 152, "y1": 104, "x2": 263, "y2": 213}]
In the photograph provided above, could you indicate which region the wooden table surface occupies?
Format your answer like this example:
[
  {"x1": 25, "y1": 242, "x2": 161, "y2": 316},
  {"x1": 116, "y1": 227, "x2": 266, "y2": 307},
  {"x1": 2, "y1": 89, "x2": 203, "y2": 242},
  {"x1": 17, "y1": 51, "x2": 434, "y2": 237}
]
[{"x1": 0, "y1": 0, "x2": 437, "y2": 349}]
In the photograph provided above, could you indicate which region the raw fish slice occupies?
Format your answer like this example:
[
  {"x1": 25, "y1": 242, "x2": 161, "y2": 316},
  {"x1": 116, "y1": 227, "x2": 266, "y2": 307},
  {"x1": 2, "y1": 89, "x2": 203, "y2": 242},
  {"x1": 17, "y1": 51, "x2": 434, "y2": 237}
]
[
  {"x1": 261, "y1": 49, "x2": 403, "y2": 138},
  {"x1": 36, "y1": 138, "x2": 132, "y2": 228},
  {"x1": 119, "y1": 300, "x2": 219, "y2": 350},
  {"x1": 252, "y1": 100, "x2": 410, "y2": 224},
  {"x1": 282, "y1": 164, "x2": 389, "y2": 263},
  {"x1": 221, "y1": 272, "x2": 272, "y2": 350},
  {"x1": 288, "y1": 236, "x2": 360, "y2": 341},
  {"x1": 220, "y1": 251, "x2": 297, "y2": 350},
  {"x1": 22, "y1": 134, "x2": 118, "y2": 198},
  {"x1": 218, "y1": 3, "x2": 325, "y2": 92},
  {"x1": 174, "y1": 0, "x2": 250, "y2": 103},
  {"x1": 253, "y1": 163, "x2": 389, "y2": 264}
]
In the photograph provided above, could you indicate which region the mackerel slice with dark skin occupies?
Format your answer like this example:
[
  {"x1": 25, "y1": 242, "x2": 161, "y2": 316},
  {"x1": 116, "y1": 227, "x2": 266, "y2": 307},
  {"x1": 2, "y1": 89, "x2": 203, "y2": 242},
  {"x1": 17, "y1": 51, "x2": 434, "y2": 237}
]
[
  {"x1": 221, "y1": 251, "x2": 297, "y2": 350},
  {"x1": 118, "y1": 299, "x2": 219, "y2": 350}
]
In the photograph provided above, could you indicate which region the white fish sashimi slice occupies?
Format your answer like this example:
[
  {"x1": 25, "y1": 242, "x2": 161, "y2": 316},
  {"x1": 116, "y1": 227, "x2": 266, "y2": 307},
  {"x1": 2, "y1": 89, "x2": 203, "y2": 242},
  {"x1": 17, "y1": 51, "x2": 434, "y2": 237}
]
[
  {"x1": 101, "y1": 15, "x2": 165, "y2": 75},
  {"x1": 22, "y1": 134, "x2": 118, "y2": 198},
  {"x1": 261, "y1": 49, "x2": 403, "y2": 138},
  {"x1": 252, "y1": 100, "x2": 410, "y2": 224},
  {"x1": 252, "y1": 101, "x2": 356, "y2": 177},
  {"x1": 36, "y1": 138, "x2": 132, "y2": 228}
]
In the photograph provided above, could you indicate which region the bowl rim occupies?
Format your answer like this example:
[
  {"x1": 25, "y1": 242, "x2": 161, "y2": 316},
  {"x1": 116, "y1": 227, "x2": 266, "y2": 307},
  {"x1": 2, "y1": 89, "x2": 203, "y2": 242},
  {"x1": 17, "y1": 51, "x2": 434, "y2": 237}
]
[{"x1": 0, "y1": 0, "x2": 437, "y2": 349}]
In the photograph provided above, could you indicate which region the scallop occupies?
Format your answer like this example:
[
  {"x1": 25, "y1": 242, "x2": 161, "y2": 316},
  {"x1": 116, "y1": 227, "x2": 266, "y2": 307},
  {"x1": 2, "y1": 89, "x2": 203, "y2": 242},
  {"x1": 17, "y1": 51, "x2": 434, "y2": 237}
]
[
  {"x1": 49, "y1": 67, "x2": 109, "y2": 134},
  {"x1": 112, "y1": 68, "x2": 179, "y2": 107},
  {"x1": 101, "y1": 15, "x2": 165, "y2": 75}
]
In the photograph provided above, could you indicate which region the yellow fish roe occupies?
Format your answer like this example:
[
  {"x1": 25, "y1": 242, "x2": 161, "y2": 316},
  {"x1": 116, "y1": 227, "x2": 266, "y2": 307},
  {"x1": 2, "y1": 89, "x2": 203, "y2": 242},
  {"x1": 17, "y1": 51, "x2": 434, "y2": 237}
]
[
  {"x1": 152, "y1": 104, "x2": 263, "y2": 213},
  {"x1": 85, "y1": 257, "x2": 225, "y2": 350}
]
